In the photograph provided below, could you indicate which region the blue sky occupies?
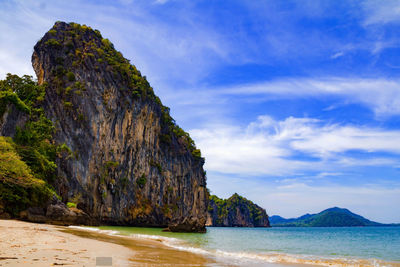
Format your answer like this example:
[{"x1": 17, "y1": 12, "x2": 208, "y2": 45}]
[{"x1": 1, "y1": 0, "x2": 400, "y2": 223}]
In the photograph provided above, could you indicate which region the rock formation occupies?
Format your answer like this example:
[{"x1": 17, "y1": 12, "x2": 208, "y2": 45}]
[
  {"x1": 1, "y1": 22, "x2": 208, "y2": 232},
  {"x1": 206, "y1": 193, "x2": 270, "y2": 227}
]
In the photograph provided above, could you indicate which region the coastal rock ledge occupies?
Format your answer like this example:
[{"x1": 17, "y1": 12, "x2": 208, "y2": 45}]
[{"x1": 2, "y1": 21, "x2": 208, "y2": 232}]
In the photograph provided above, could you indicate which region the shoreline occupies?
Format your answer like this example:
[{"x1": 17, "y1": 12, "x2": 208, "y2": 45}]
[
  {"x1": 1, "y1": 219, "x2": 399, "y2": 267},
  {"x1": 0, "y1": 219, "x2": 218, "y2": 266}
]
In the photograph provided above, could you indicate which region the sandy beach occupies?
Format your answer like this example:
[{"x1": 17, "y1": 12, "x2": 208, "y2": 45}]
[
  {"x1": 0, "y1": 219, "x2": 219, "y2": 267},
  {"x1": 3, "y1": 219, "x2": 395, "y2": 267}
]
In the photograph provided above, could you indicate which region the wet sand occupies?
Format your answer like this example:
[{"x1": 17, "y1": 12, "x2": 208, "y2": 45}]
[
  {"x1": 0, "y1": 219, "x2": 220, "y2": 266},
  {"x1": 61, "y1": 227, "x2": 222, "y2": 266}
]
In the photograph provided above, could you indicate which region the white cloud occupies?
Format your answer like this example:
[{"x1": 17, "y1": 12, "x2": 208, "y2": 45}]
[
  {"x1": 291, "y1": 125, "x2": 400, "y2": 157},
  {"x1": 362, "y1": 0, "x2": 400, "y2": 25},
  {"x1": 191, "y1": 115, "x2": 400, "y2": 176},
  {"x1": 190, "y1": 123, "x2": 308, "y2": 176}
]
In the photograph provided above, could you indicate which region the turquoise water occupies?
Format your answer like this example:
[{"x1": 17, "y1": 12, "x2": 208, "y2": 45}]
[{"x1": 78, "y1": 226, "x2": 400, "y2": 265}]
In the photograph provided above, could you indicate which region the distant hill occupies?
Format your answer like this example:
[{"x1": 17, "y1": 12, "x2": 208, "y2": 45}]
[{"x1": 270, "y1": 207, "x2": 389, "y2": 227}]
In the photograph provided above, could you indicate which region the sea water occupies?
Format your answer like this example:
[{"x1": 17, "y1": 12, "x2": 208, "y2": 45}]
[{"x1": 72, "y1": 226, "x2": 400, "y2": 266}]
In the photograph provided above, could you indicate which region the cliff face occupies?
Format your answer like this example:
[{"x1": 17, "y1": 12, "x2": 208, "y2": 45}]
[
  {"x1": 21, "y1": 22, "x2": 208, "y2": 232},
  {"x1": 206, "y1": 194, "x2": 270, "y2": 227}
]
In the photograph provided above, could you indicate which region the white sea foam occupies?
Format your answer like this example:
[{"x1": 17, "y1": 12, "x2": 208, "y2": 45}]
[
  {"x1": 128, "y1": 236, "x2": 393, "y2": 267},
  {"x1": 68, "y1": 225, "x2": 119, "y2": 235}
]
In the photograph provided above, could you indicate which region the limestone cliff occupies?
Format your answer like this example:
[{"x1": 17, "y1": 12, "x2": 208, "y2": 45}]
[
  {"x1": 3, "y1": 21, "x2": 207, "y2": 232},
  {"x1": 206, "y1": 194, "x2": 270, "y2": 227}
]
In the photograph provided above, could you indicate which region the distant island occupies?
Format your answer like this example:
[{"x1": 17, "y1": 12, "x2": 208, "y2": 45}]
[
  {"x1": 270, "y1": 207, "x2": 398, "y2": 227},
  {"x1": 206, "y1": 193, "x2": 270, "y2": 227}
]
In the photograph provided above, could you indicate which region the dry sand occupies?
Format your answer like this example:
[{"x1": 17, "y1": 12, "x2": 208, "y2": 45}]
[{"x1": 0, "y1": 219, "x2": 221, "y2": 267}]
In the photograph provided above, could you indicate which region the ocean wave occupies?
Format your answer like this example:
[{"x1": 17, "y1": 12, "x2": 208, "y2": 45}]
[{"x1": 126, "y1": 233, "x2": 399, "y2": 267}]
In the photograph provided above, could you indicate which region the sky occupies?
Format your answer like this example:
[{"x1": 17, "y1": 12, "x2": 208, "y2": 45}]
[{"x1": 1, "y1": 0, "x2": 400, "y2": 223}]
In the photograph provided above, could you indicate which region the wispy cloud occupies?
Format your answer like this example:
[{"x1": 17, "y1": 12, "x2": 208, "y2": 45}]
[
  {"x1": 191, "y1": 115, "x2": 400, "y2": 176},
  {"x1": 362, "y1": 0, "x2": 400, "y2": 26},
  {"x1": 163, "y1": 77, "x2": 400, "y2": 127},
  {"x1": 330, "y1": 51, "x2": 344, "y2": 59},
  {"x1": 220, "y1": 77, "x2": 400, "y2": 117}
]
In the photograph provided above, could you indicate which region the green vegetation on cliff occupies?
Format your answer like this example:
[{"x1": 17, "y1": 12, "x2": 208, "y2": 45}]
[
  {"x1": 1, "y1": 74, "x2": 58, "y2": 183},
  {"x1": 0, "y1": 136, "x2": 54, "y2": 216},
  {"x1": 0, "y1": 74, "x2": 58, "y2": 216}
]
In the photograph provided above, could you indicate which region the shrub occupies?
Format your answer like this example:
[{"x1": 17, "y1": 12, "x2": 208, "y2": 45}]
[
  {"x1": 136, "y1": 174, "x2": 147, "y2": 188},
  {"x1": 66, "y1": 41, "x2": 74, "y2": 50},
  {"x1": 63, "y1": 101, "x2": 73, "y2": 109},
  {"x1": 67, "y1": 202, "x2": 77, "y2": 208},
  {"x1": 150, "y1": 160, "x2": 163, "y2": 174},
  {"x1": 192, "y1": 149, "x2": 202, "y2": 159},
  {"x1": 0, "y1": 90, "x2": 30, "y2": 117},
  {"x1": 44, "y1": 39, "x2": 61, "y2": 48},
  {"x1": 55, "y1": 65, "x2": 66, "y2": 78},
  {"x1": 132, "y1": 90, "x2": 141, "y2": 99},
  {"x1": 48, "y1": 29, "x2": 57, "y2": 36},
  {"x1": 66, "y1": 72, "x2": 75, "y2": 82},
  {"x1": 78, "y1": 113, "x2": 85, "y2": 121},
  {"x1": 105, "y1": 161, "x2": 119, "y2": 169},
  {"x1": 75, "y1": 49, "x2": 82, "y2": 58},
  {"x1": 65, "y1": 86, "x2": 72, "y2": 95},
  {"x1": 73, "y1": 81, "x2": 85, "y2": 91}
]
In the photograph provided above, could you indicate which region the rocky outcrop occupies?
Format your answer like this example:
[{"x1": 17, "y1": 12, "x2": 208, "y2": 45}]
[
  {"x1": 1, "y1": 22, "x2": 207, "y2": 232},
  {"x1": 0, "y1": 104, "x2": 29, "y2": 137},
  {"x1": 19, "y1": 196, "x2": 94, "y2": 226},
  {"x1": 206, "y1": 194, "x2": 270, "y2": 227}
]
